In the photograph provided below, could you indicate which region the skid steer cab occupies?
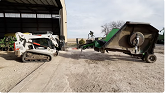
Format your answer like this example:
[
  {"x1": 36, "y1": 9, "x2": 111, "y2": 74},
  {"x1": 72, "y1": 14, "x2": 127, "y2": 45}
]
[{"x1": 14, "y1": 32, "x2": 59, "y2": 62}]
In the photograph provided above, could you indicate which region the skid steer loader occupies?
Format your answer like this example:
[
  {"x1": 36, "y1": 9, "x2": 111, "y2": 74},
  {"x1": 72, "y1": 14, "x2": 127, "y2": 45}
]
[{"x1": 14, "y1": 32, "x2": 59, "y2": 62}]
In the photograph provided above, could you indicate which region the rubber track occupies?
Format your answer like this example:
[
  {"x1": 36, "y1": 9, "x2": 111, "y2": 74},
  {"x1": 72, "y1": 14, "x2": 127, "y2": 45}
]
[{"x1": 22, "y1": 52, "x2": 51, "y2": 62}]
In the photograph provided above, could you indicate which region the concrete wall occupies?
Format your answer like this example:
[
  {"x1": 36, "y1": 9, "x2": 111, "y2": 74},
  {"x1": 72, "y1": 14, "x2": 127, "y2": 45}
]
[
  {"x1": 0, "y1": 18, "x2": 60, "y2": 38},
  {"x1": 60, "y1": 0, "x2": 67, "y2": 42}
]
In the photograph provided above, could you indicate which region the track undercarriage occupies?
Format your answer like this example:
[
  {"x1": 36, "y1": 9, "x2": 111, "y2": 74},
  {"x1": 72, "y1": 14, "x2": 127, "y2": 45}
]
[{"x1": 22, "y1": 52, "x2": 52, "y2": 62}]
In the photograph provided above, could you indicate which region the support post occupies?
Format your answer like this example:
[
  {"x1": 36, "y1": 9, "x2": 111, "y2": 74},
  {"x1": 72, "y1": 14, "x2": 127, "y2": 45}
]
[
  {"x1": 20, "y1": 13, "x2": 23, "y2": 32},
  {"x1": 3, "y1": 13, "x2": 7, "y2": 33},
  {"x1": 36, "y1": 14, "x2": 39, "y2": 31},
  {"x1": 76, "y1": 38, "x2": 79, "y2": 49}
]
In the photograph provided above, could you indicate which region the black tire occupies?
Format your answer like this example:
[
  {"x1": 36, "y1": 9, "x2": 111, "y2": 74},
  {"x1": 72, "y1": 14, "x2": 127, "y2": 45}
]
[{"x1": 145, "y1": 54, "x2": 157, "y2": 63}]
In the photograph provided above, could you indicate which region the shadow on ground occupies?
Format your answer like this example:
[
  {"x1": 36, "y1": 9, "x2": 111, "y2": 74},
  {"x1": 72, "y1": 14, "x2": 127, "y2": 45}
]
[
  {"x1": 0, "y1": 51, "x2": 22, "y2": 62},
  {"x1": 59, "y1": 51, "x2": 145, "y2": 63},
  {"x1": 0, "y1": 51, "x2": 45, "y2": 63}
]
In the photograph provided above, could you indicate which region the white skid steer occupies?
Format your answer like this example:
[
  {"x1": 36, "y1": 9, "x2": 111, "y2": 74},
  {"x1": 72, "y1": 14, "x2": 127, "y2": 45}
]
[{"x1": 14, "y1": 32, "x2": 59, "y2": 62}]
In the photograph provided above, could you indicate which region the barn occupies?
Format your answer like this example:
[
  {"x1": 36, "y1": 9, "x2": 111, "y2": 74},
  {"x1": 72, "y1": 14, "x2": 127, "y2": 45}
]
[{"x1": 0, "y1": 0, "x2": 67, "y2": 43}]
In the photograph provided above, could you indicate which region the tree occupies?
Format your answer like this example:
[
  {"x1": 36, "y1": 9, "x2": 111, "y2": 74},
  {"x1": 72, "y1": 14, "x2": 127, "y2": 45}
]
[
  {"x1": 101, "y1": 21, "x2": 125, "y2": 36},
  {"x1": 79, "y1": 38, "x2": 85, "y2": 45}
]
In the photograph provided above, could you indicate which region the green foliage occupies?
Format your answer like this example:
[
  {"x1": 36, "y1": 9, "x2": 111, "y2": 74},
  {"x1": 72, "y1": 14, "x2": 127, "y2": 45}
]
[
  {"x1": 79, "y1": 38, "x2": 85, "y2": 45},
  {"x1": 0, "y1": 36, "x2": 16, "y2": 48}
]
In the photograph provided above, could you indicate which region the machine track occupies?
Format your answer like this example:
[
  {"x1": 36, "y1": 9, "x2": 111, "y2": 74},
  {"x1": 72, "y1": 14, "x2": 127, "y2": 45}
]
[{"x1": 22, "y1": 52, "x2": 52, "y2": 62}]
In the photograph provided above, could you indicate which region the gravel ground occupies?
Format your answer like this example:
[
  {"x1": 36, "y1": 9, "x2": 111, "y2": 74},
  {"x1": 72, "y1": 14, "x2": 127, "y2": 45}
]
[
  {"x1": 64, "y1": 50, "x2": 164, "y2": 92},
  {"x1": 0, "y1": 52, "x2": 44, "y2": 92},
  {"x1": 0, "y1": 44, "x2": 164, "y2": 92}
]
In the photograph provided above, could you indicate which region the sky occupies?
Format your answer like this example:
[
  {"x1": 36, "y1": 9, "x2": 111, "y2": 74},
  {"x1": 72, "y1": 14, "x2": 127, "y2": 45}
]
[{"x1": 65, "y1": 0, "x2": 164, "y2": 38}]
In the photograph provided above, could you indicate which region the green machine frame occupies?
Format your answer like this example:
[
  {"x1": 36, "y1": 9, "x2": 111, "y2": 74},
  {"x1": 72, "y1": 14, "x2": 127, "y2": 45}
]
[{"x1": 82, "y1": 21, "x2": 159, "y2": 63}]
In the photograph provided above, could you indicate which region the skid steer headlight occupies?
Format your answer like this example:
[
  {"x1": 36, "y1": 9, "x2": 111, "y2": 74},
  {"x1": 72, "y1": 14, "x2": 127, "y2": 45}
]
[
  {"x1": 15, "y1": 46, "x2": 23, "y2": 51},
  {"x1": 16, "y1": 48, "x2": 20, "y2": 50}
]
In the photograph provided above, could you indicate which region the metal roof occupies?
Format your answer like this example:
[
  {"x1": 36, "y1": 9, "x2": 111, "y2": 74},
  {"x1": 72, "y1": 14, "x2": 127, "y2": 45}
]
[
  {"x1": 126, "y1": 21, "x2": 159, "y2": 33},
  {"x1": 0, "y1": 0, "x2": 62, "y2": 14},
  {"x1": 126, "y1": 21, "x2": 150, "y2": 25}
]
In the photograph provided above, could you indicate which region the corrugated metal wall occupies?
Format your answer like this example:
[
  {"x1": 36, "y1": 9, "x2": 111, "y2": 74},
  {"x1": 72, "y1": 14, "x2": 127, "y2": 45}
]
[{"x1": 0, "y1": 17, "x2": 60, "y2": 38}]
